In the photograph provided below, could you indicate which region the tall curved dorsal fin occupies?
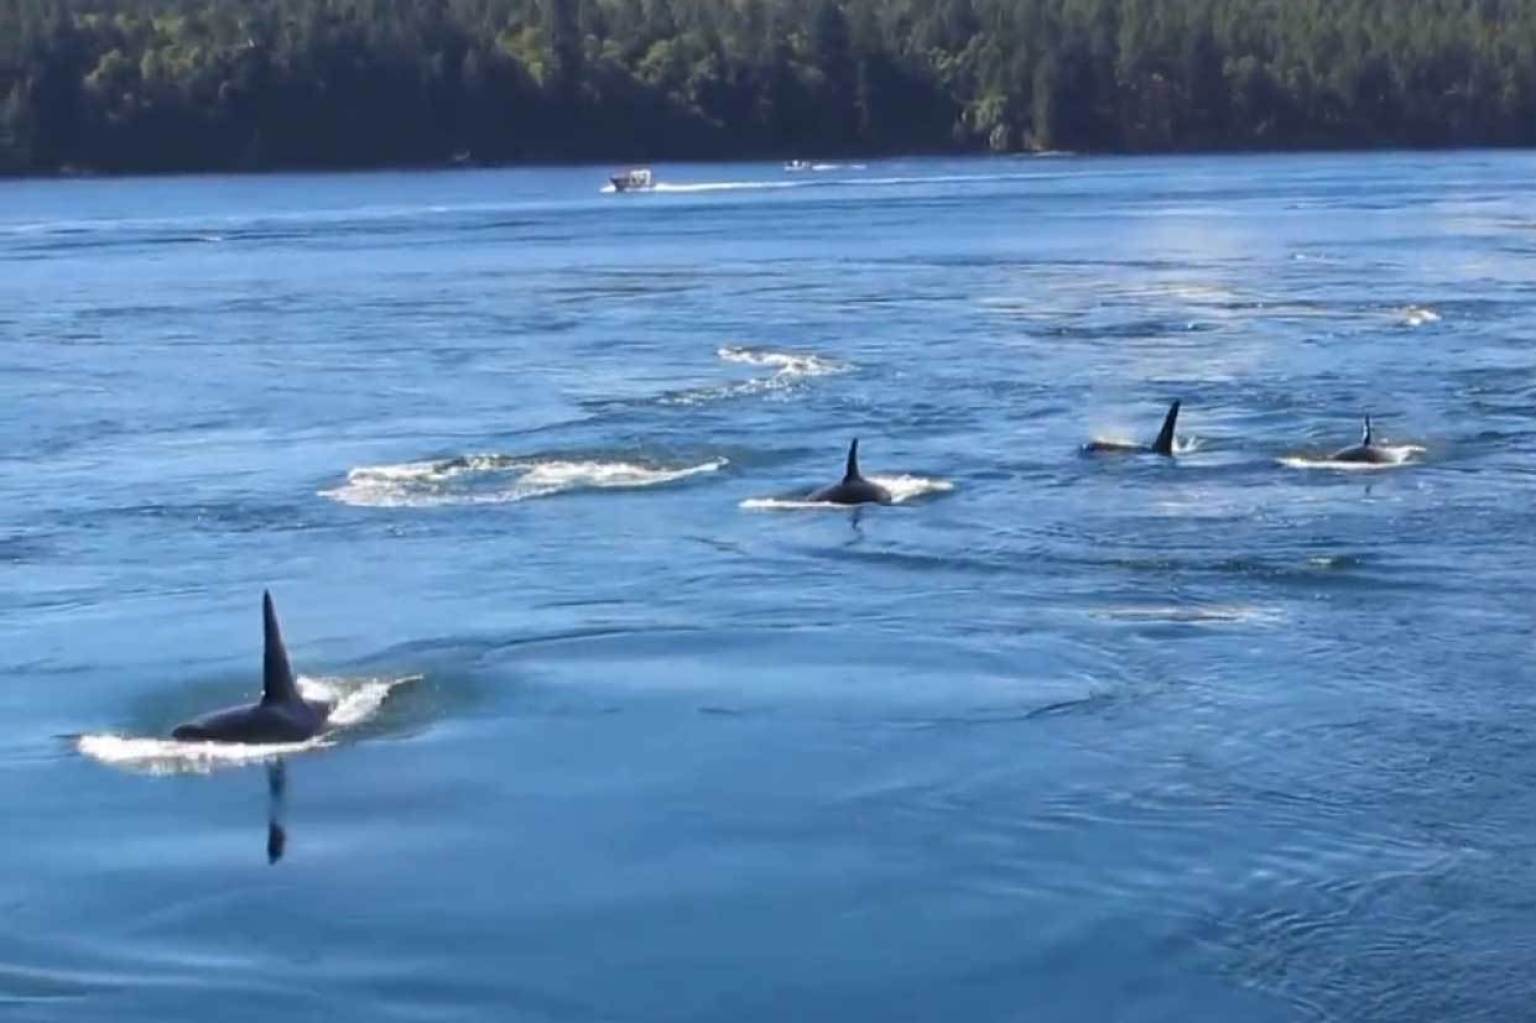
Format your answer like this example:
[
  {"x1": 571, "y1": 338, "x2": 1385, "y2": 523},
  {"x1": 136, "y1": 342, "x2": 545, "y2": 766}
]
[
  {"x1": 1361, "y1": 415, "x2": 1373, "y2": 446},
  {"x1": 261, "y1": 590, "x2": 300, "y2": 706},
  {"x1": 844, "y1": 438, "x2": 861, "y2": 481},
  {"x1": 1151, "y1": 400, "x2": 1181, "y2": 456}
]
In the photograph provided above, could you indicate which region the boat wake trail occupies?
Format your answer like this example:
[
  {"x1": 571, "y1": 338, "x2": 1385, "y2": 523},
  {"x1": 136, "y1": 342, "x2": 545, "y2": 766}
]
[
  {"x1": 654, "y1": 181, "x2": 800, "y2": 194},
  {"x1": 599, "y1": 169, "x2": 1041, "y2": 196},
  {"x1": 76, "y1": 675, "x2": 419, "y2": 775},
  {"x1": 601, "y1": 180, "x2": 802, "y2": 195},
  {"x1": 741, "y1": 475, "x2": 954, "y2": 510},
  {"x1": 321, "y1": 455, "x2": 728, "y2": 508}
]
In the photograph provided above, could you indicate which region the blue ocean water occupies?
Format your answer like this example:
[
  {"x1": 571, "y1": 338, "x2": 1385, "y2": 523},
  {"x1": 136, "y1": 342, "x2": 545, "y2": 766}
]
[{"x1": 2, "y1": 152, "x2": 1535, "y2": 1020}]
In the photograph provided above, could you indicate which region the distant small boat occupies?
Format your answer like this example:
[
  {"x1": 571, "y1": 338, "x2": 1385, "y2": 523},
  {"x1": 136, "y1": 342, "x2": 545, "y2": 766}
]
[
  {"x1": 784, "y1": 160, "x2": 812, "y2": 172},
  {"x1": 608, "y1": 168, "x2": 655, "y2": 193}
]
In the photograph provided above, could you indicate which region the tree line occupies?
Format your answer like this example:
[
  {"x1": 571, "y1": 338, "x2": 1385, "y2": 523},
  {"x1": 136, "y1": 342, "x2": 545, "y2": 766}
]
[{"x1": 3, "y1": 0, "x2": 1534, "y2": 175}]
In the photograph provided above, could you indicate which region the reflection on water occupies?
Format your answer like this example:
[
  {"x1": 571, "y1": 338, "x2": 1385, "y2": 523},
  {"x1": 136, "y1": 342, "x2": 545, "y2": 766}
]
[{"x1": 266, "y1": 760, "x2": 287, "y2": 865}]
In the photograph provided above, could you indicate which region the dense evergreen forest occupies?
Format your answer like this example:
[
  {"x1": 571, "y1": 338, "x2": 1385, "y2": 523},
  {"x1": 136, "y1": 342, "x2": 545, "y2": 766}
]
[{"x1": 2, "y1": 0, "x2": 1534, "y2": 175}]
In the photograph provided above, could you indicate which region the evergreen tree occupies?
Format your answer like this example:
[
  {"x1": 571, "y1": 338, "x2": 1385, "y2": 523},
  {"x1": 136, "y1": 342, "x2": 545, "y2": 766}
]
[{"x1": 2, "y1": 0, "x2": 1533, "y2": 174}]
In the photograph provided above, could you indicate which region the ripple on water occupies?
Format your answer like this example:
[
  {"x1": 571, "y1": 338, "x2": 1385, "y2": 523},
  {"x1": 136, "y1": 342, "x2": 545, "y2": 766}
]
[{"x1": 1093, "y1": 604, "x2": 1286, "y2": 626}]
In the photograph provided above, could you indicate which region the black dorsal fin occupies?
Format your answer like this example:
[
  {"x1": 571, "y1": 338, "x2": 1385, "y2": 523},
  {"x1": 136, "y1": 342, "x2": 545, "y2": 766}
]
[
  {"x1": 261, "y1": 590, "x2": 300, "y2": 706},
  {"x1": 844, "y1": 438, "x2": 861, "y2": 481},
  {"x1": 1361, "y1": 415, "x2": 1373, "y2": 446},
  {"x1": 1150, "y1": 400, "x2": 1181, "y2": 456}
]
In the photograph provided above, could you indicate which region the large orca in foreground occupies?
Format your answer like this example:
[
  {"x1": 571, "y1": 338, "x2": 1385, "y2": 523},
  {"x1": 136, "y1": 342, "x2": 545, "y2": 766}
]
[
  {"x1": 1083, "y1": 400, "x2": 1182, "y2": 456},
  {"x1": 1326, "y1": 416, "x2": 1395, "y2": 464},
  {"x1": 172, "y1": 592, "x2": 333, "y2": 744},
  {"x1": 809, "y1": 439, "x2": 893, "y2": 505}
]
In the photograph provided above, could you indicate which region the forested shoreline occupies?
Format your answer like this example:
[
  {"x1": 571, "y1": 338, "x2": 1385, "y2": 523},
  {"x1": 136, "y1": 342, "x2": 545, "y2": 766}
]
[{"x1": 3, "y1": 0, "x2": 1534, "y2": 176}]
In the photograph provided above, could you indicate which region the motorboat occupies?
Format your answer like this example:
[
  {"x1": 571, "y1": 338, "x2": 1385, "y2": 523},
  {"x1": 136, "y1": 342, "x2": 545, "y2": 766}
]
[
  {"x1": 784, "y1": 159, "x2": 811, "y2": 172},
  {"x1": 608, "y1": 167, "x2": 654, "y2": 192}
]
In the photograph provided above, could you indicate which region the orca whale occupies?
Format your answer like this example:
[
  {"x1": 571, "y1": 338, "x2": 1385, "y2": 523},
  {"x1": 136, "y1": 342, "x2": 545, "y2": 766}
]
[
  {"x1": 171, "y1": 592, "x2": 333, "y2": 744},
  {"x1": 809, "y1": 439, "x2": 893, "y2": 505},
  {"x1": 1327, "y1": 415, "x2": 1395, "y2": 464},
  {"x1": 1083, "y1": 400, "x2": 1182, "y2": 456}
]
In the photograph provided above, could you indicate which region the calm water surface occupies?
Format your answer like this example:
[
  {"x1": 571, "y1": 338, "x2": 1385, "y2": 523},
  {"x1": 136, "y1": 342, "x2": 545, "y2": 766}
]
[{"x1": 3, "y1": 152, "x2": 1535, "y2": 1020}]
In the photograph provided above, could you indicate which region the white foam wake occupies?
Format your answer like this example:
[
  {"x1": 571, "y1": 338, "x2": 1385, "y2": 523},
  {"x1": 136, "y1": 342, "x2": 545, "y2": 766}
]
[
  {"x1": 741, "y1": 474, "x2": 954, "y2": 510},
  {"x1": 654, "y1": 180, "x2": 800, "y2": 194},
  {"x1": 1278, "y1": 445, "x2": 1425, "y2": 471},
  {"x1": 716, "y1": 346, "x2": 843, "y2": 377},
  {"x1": 321, "y1": 456, "x2": 728, "y2": 508},
  {"x1": 601, "y1": 180, "x2": 802, "y2": 195},
  {"x1": 599, "y1": 169, "x2": 1040, "y2": 196},
  {"x1": 1400, "y1": 305, "x2": 1441, "y2": 327},
  {"x1": 76, "y1": 675, "x2": 420, "y2": 775},
  {"x1": 664, "y1": 347, "x2": 847, "y2": 406}
]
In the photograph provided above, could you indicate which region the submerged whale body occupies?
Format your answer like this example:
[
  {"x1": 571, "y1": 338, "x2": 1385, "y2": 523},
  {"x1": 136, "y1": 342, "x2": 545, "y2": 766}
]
[
  {"x1": 1083, "y1": 400, "x2": 1182, "y2": 456},
  {"x1": 809, "y1": 439, "x2": 893, "y2": 505},
  {"x1": 1327, "y1": 415, "x2": 1394, "y2": 464},
  {"x1": 171, "y1": 592, "x2": 333, "y2": 744}
]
